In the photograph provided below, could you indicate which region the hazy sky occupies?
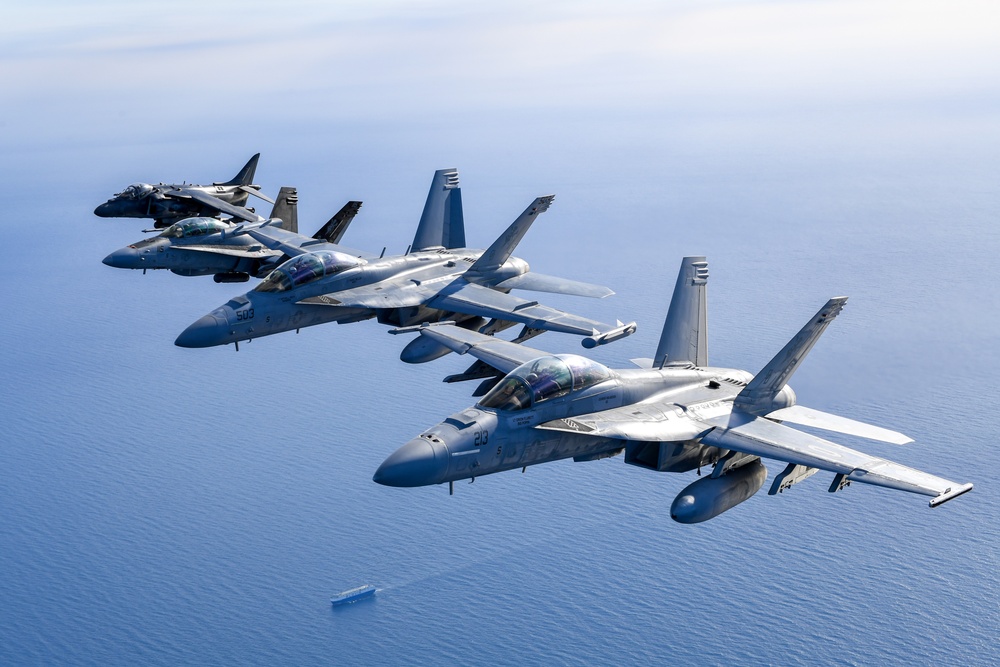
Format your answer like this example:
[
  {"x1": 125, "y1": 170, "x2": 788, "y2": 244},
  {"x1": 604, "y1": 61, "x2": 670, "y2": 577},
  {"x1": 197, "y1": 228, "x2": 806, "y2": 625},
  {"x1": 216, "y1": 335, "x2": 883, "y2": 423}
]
[{"x1": 4, "y1": 0, "x2": 999, "y2": 153}]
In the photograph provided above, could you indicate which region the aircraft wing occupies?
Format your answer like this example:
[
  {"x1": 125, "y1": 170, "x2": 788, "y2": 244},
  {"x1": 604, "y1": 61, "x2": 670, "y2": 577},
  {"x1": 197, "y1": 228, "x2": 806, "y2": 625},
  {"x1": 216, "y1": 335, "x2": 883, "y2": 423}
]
[
  {"x1": 537, "y1": 398, "x2": 713, "y2": 442},
  {"x1": 404, "y1": 323, "x2": 550, "y2": 374},
  {"x1": 299, "y1": 274, "x2": 456, "y2": 309},
  {"x1": 168, "y1": 187, "x2": 263, "y2": 222},
  {"x1": 174, "y1": 244, "x2": 282, "y2": 259},
  {"x1": 427, "y1": 281, "x2": 631, "y2": 340},
  {"x1": 699, "y1": 414, "x2": 972, "y2": 506},
  {"x1": 238, "y1": 184, "x2": 274, "y2": 204}
]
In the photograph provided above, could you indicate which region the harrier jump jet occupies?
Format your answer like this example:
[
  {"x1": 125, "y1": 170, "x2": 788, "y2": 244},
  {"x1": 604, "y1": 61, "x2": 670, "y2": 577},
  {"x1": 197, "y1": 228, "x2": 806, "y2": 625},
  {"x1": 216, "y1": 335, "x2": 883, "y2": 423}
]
[
  {"x1": 374, "y1": 256, "x2": 972, "y2": 522},
  {"x1": 94, "y1": 154, "x2": 273, "y2": 228}
]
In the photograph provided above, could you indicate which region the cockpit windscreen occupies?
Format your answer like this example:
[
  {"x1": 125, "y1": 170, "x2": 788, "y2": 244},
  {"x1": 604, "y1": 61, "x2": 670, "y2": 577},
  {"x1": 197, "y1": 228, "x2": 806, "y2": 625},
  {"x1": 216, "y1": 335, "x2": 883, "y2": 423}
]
[
  {"x1": 116, "y1": 183, "x2": 153, "y2": 200},
  {"x1": 254, "y1": 250, "x2": 360, "y2": 293},
  {"x1": 478, "y1": 354, "x2": 612, "y2": 412},
  {"x1": 159, "y1": 217, "x2": 228, "y2": 239}
]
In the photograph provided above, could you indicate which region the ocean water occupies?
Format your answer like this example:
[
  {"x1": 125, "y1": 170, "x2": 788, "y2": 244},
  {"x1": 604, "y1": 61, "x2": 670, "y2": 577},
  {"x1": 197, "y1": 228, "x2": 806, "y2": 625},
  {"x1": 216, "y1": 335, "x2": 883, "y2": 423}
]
[
  {"x1": 1, "y1": 133, "x2": 996, "y2": 666},
  {"x1": 2, "y1": 4, "x2": 999, "y2": 665}
]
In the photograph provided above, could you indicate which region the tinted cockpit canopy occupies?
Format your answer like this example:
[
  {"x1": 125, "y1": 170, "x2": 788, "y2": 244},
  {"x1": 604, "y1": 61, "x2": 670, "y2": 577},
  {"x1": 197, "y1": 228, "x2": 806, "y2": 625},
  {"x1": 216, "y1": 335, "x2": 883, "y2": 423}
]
[
  {"x1": 254, "y1": 250, "x2": 361, "y2": 293},
  {"x1": 477, "y1": 354, "x2": 613, "y2": 412},
  {"x1": 158, "y1": 217, "x2": 229, "y2": 239},
  {"x1": 116, "y1": 183, "x2": 153, "y2": 200}
]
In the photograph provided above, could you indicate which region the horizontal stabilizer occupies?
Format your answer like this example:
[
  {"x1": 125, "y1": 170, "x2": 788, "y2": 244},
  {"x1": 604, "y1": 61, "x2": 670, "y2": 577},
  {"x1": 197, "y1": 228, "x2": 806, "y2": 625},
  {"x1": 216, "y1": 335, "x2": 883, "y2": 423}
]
[
  {"x1": 766, "y1": 405, "x2": 913, "y2": 445},
  {"x1": 494, "y1": 272, "x2": 613, "y2": 298}
]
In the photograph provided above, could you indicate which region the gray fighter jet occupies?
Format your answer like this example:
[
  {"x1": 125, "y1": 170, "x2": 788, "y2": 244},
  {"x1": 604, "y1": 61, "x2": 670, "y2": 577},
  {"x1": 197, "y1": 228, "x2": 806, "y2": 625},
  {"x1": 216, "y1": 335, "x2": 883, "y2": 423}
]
[
  {"x1": 175, "y1": 169, "x2": 637, "y2": 360},
  {"x1": 94, "y1": 154, "x2": 273, "y2": 228},
  {"x1": 374, "y1": 256, "x2": 972, "y2": 522},
  {"x1": 102, "y1": 186, "x2": 363, "y2": 283}
]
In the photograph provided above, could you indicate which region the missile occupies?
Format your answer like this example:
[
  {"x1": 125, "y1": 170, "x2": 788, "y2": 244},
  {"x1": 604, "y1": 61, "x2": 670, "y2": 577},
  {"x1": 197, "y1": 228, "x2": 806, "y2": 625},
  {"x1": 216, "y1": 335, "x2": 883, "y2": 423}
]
[
  {"x1": 670, "y1": 459, "x2": 767, "y2": 523},
  {"x1": 582, "y1": 321, "x2": 638, "y2": 348}
]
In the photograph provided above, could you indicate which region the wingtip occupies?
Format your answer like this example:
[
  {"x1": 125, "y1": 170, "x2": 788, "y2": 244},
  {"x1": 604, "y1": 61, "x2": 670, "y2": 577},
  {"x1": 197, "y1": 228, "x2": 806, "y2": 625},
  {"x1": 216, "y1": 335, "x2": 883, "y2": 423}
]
[{"x1": 929, "y1": 482, "x2": 974, "y2": 508}]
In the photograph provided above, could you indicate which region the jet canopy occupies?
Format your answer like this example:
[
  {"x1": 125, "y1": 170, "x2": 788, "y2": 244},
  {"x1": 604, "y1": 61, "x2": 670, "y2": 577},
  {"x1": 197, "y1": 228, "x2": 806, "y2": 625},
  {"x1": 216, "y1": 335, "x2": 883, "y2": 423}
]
[
  {"x1": 159, "y1": 217, "x2": 229, "y2": 239},
  {"x1": 478, "y1": 354, "x2": 613, "y2": 412},
  {"x1": 115, "y1": 183, "x2": 154, "y2": 200},
  {"x1": 254, "y1": 250, "x2": 362, "y2": 293}
]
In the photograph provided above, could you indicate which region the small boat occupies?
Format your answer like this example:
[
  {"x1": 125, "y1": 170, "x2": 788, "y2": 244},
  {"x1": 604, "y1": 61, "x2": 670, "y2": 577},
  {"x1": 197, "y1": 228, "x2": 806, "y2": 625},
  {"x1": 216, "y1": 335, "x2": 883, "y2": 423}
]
[{"x1": 331, "y1": 584, "x2": 377, "y2": 606}]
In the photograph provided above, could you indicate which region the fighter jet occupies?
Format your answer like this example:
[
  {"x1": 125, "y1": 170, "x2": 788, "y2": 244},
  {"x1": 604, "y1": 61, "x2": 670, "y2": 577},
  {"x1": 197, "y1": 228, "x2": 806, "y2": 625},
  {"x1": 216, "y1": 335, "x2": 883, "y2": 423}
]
[
  {"x1": 94, "y1": 154, "x2": 273, "y2": 228},
  {"x1": 102, "y1": 186, "x2": 363, "y2": 283},
  {"x1": 374, "y1": 256, "x2": 973, "y2": 523},
  {"x1": 175, "y1": 169, "x2": 637, "y2": 360}
]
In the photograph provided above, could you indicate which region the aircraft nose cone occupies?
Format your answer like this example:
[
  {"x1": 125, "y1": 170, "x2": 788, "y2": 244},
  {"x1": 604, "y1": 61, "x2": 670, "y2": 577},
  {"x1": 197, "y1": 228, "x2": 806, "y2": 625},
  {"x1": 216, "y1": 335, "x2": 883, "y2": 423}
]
[
  {"x1": 175, "y1": 313, "x2": 228, "y2": 348},
  {"x1": 373, "y1": 438, "x2": 446, "y2": 487},
  {"x1": 102, "y1": 247, "x2": 138, "y2": 269},
  {"x1": 94, "y1": 201, "x2": 120, "y2": 217}
]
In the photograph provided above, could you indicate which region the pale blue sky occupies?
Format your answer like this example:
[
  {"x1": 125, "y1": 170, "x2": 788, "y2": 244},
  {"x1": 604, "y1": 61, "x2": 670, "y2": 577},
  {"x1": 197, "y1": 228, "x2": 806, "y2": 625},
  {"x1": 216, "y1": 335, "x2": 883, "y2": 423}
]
[{"x1": 4, "y1": 0, "x2": 998, "y2": 150}]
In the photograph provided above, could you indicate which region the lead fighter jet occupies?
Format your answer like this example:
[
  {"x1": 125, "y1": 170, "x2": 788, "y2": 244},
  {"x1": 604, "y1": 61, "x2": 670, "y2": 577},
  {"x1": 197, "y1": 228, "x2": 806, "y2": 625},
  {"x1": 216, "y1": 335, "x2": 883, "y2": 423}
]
[
  {"x1": 375, "y1": 256, "x2": 972, "y2": 522},
  {"x1": 94, "y1": 154, "x2": 273, "y2": 228},
  {"x1": 175, "y1": 169, "x2": 637, "y2": 361}
]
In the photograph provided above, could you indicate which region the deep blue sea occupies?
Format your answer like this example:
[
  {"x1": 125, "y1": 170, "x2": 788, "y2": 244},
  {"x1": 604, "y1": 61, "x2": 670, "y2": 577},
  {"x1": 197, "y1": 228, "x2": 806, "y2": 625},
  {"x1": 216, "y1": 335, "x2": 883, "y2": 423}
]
[
  {"x1": 2, "y1": 5, "x2": 999, "y2": 663},
  {"x1": 2, "y1": 131, "x2": 996, "y2": 666}
]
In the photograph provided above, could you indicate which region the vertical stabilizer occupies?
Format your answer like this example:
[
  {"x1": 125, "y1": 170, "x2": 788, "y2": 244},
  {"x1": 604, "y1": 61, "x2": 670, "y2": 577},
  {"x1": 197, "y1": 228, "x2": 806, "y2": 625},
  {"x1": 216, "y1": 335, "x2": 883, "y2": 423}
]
[
  {"x1": 466, "y1": 196, "x2": 554, "y2": 275},
  {"x1": 313, "y1": 201, "x2": 362, "y2": 243},
  {"x1": 412, "y1": 168, "x2": 465, "y2": 251},
  {"x1": 654, "y1": 257, "x2": 709, "y2": 368},
  {"x1": 222, "y1": 153, "x2": 260, "y2": 186},
  {"x1": 268, "y1": 187, "x2": 299, "y2": 233},
  {"x1": 734, "y1": 297, "x2": 848, "y2": 415}
]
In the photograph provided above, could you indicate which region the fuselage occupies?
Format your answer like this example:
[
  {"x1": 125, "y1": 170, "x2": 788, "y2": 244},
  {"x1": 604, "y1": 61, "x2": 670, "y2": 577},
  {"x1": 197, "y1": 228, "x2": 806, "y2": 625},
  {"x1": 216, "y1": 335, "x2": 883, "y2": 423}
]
[
  {"x1": 373, "y1": 364, "x2": 771, "y2": 488},
  {"x1": 102, "y1": 217, "x2": 283, "y2": 279},
  {"x1": 175, "y1": 246, "x2": 530, "y2": 348}
]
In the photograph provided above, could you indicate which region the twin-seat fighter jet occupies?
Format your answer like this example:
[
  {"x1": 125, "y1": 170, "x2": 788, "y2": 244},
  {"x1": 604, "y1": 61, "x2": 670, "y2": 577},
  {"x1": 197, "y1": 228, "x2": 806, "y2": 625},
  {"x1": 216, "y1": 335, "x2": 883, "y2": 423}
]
[
  {"x1": 374, "y1": 256, "x2": 972, "y2": 522},
  {"x1": 175, "y1": 169, "x2": 637, "y2": 361},
  {"x1": 102, "y1": 186, "x2": 362, "y2": 283},
  {"x1": 94, "y1": 154, "x2": 273, "y2": 228}
]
